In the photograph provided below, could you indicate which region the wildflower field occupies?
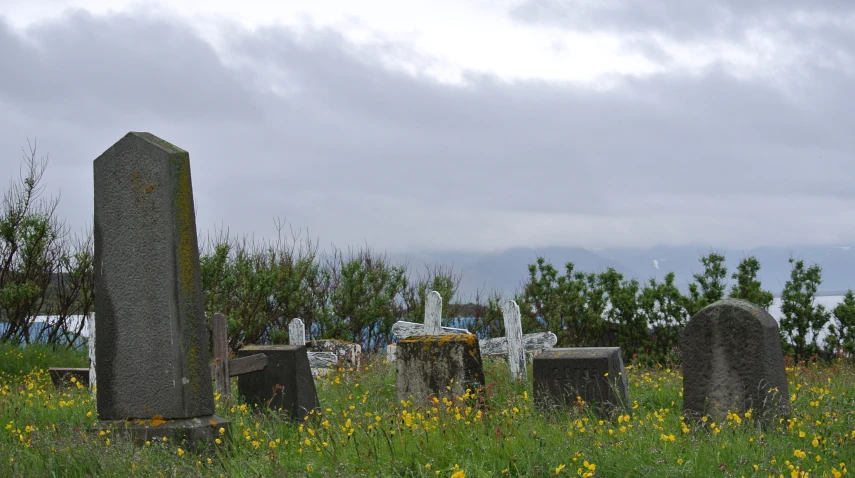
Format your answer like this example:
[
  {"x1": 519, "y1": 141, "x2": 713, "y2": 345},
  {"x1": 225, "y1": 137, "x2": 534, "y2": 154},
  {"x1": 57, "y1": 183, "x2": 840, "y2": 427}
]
[{"x1": 1, "y1": 345, "x2": 854, "y2": 477}]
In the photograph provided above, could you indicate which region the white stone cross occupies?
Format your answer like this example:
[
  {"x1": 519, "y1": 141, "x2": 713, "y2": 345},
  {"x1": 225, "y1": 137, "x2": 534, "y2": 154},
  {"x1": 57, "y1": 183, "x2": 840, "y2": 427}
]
[
  {"x1": 390, "y1": 291, "x2": 471, "y2": 339},
  {"x1": 476, "y1": 301, "x2": 558, "y2": 381},
  {"x1": 288, "y1": 318, "x2": 337, "y2": 372}
]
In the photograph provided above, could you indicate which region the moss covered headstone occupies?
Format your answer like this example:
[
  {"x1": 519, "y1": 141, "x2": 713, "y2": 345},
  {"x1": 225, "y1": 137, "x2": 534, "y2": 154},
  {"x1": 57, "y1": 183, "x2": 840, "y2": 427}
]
[{"x1": 92, "y1": 132, "x2": 228, "y2": 447}]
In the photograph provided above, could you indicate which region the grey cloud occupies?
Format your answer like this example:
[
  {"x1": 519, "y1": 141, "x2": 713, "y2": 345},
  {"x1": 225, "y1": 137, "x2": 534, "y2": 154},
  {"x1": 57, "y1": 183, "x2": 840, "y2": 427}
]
[
  {"x1": 0, "y1": 8, "x2": 854, "y2": 253},
  {"x1": 509, "y1": 0, "x2": 855, "y2": 41}
]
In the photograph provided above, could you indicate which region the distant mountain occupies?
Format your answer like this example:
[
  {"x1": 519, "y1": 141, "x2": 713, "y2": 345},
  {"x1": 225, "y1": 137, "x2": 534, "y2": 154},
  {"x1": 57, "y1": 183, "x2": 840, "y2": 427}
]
[{"x1": 390, "y1": 245, "x2": 855, "y2": 300}]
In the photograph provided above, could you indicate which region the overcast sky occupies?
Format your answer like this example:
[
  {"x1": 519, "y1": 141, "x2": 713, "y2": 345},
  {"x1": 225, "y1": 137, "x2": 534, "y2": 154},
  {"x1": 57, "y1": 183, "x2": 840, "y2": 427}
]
[{"x1": 1, "y1": 0, "x2": 854, "y2": 253}]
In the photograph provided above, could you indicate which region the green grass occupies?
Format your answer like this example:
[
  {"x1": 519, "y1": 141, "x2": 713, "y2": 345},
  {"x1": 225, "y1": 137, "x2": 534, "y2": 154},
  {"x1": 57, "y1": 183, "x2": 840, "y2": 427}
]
[{"x1": 0, "y1": 345, "x2": 854, "y2": 477}]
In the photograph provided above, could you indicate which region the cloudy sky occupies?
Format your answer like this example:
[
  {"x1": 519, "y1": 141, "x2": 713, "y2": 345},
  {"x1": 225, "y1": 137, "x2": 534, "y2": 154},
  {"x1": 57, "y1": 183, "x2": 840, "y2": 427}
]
[{"x1": 1, "y1": 0, "x2": 854, "y2": 254}]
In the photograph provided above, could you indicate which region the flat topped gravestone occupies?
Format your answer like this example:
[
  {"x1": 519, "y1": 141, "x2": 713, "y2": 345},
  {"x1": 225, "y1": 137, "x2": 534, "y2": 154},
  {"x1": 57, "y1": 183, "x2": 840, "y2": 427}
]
[
  {"x1": 533, "y1": 347, "x2": 630, "y2": 415},
  {"x1": 92, "y1": 132, "x2": 228, "y2": 446},
  {"x1": 682, "y1": 298, "x2": 790, "y2": 424},
  {"x1": 236, "y1": 345, "x2": 320, "y2": 421},
  {"x1": 396, "y1": 334, "x2": 485, "y2": 403}
]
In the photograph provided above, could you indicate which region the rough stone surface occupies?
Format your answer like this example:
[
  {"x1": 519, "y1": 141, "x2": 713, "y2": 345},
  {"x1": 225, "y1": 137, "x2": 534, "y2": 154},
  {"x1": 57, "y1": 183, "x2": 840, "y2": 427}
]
[
  {"x1": 479, "y1": 332, "x2": 558, "y2": 356},
  {"x1": 91, "y1": 415, "x2": 230, "y2": 451},
  {"x1": 502, "y1": 301, "x2": 526, "y2": 380},
  {"x1": 308, "y1": 339, "x2": 362, "y2": 370},
  {"x1": 236, "y1": 345, "x2": 320, "y2": 420},
  {"x1": 682, "y1": 298, "x2": 790, "y2": 423},
  {"x1": 396, "y1": 334, "x2": 485, "y2": 403},
  {"x1": 93, "y1": 132, "x2": 217, "y2": 421},
  {"x1": 424, "y1": 291, "x2": 443, "y2": 335},
  {"x1": 533, "y1": 347, "x2": 630, "y2": 414},
  {"x1": 386, "y1": 344, "x2": 397, "y2": 362},
  {"x1": 289, "y1": 318, "x2": 306, "y2": 346}
]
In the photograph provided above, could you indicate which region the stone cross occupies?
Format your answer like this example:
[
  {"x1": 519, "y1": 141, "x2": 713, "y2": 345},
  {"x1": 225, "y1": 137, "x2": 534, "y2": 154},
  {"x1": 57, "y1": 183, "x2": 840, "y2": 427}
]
[
  {"x1": 92, "y1": 132, "x2": 228, "y2": 446},
  {"x1": 503, "y1": 301, "x2": 525, "y2": 380},
  {"x1": 475, "y1": 301, "x2": 558, "y2": 380},
  {"x1": 390, "y1": 291, "x2": 471, "y2": 339}
]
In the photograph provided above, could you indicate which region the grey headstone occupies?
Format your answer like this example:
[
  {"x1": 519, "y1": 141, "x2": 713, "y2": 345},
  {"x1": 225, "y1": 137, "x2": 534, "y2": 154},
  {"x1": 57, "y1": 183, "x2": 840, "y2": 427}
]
[
  {"x1": 236, "y1": 345, "x2": 320, "y2": 420},
  {"x1": 396, "y1": 334, "x2": 485, "y2": 403},
  {"x1": 308, "y1": 339, "x2": 362, "y2": 370},
  {"x1": 533, "y1": 347, "x2": 630, "y2": 414},
  {"x1": 682, "y1": 298, "x2": 790, "y2": 424},
  {"x1": 93, "y1": 133, "x2": 221, "y2": 430},
  {"x1": 502, "y1": 300, "x2": 526, "y2": 381},
  {"x1": 424, "y1": 291, "x2": 443, "y2": 335},
  {"x1": 289, "y1": 318, "x2": 306, "y2": 346}
]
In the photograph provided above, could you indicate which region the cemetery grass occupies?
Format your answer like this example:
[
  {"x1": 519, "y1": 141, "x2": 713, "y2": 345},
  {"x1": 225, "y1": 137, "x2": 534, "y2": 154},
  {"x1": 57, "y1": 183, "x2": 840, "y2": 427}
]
[{"x1": 1, "y1": 346, "x2": 854, "y2": 478}]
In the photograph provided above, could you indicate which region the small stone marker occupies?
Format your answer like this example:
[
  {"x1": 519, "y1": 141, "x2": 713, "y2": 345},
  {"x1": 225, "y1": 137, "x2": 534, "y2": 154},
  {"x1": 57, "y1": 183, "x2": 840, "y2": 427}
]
[
  {"x1": 289, "y1": 318, "x2": 306, "y2": 346},
  {"x1": 533, "y1": 347, "x2": 630, "y2": 415},
  {"x1": 236, "y1": 345, "x2": 320, "y2": 420},
  {"x1": 396, "y1": 334, "x2": 485, "y2": 403},
  {"x1": 682, "y1": 298, "x2": 790, "y2": 424},
  {"x1": 503, "y1": 301, "x2": 525, "y2": 380},
  {"x1": 210, "y1": 312, "x2": 269, "y2": 398},
  {"x1": 92, "y1": 132, "x2": 228, "y2": 446},
  {"x1": 308, "y1": 339, "x2": 362, "y2": 370},
  {"x1": 386, "y1": 344, "x2": 396, "y2": 361},
  {"x1": 287, "y1": 318, "x2": 343, "y2": 374}
]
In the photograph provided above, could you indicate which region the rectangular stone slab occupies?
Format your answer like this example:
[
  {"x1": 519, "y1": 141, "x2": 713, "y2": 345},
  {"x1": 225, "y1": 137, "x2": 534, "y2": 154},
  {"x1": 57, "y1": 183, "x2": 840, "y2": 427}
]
[
  {"x1": 93, "y1": 132, "x2": 215, "y2": 420},
  {"x1": 396, "y1": 334, "x2": 485, "y2": 403},
  {"x1": 533, "y1": 347, "x2": 630, "y2": 413},
  {"x1": 236, "y1": 345, "x2": 320, "y2": 420}
]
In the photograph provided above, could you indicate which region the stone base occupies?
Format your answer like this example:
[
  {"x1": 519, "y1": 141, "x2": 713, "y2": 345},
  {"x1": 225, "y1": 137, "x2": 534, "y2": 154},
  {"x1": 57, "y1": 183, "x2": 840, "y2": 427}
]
[
  {"x1": 91, "y1": 415, "x2": 230, "y2": 450},
  {"x1": 396, "y1": 334, "x2": 485, "y2": 403}
]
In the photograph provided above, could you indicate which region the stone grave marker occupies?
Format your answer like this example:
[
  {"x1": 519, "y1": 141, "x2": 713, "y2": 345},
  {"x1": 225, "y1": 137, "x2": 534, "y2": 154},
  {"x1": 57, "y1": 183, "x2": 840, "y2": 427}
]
[
  {"x1": 533, "y1": 347, "x2": 630, "y2": 415},
  {"x1": 682, "y1": 298, "x2": 790, "y2": 424},
  {"x1": 391, "y1": 293, "x2": 556, "y2": 369},
  {"x1": 478, "y1": 301, "x2": 558, "y2": 380},
  {"x1": 396, "y1": 334, "x2": 485, "y2": 403},
  {"x1": 210, "y1": 313, "x2": 268, "y2": 398},
  {"x1": 91, "y1": 132, "x2": 228, "y2": 447},
  {"x1": 287, "y1": 318, "x2": 340, "y2": 375},
  {"x1": 236, "y1": 345, "x2": 320, "y2": 420},
  {"x1": 390, "y1": 291, "x2": 470, "y2": 339}
]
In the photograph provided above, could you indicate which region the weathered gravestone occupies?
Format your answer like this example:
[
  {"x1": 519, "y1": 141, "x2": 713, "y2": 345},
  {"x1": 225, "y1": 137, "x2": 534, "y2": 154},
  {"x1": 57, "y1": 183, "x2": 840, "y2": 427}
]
[
  {"x1": 391, "y1": 293, "x2": 556, "y2": 370},
  {"x1": 287, "y1": 318, "x2": 341, "y2": 375},
  {"x1": 391, "y1": 291, "x2": 470, "y2": 339},
  {"x1": 236, "y1": 345, "x2": 320, "y2": 420},
  {"x1": 682, "y1": 298, "x2": 790, "y2": 424},
  {"x1": 91, "y1": 132, "x2": 228, "y2": 446},
  {"x1": 533, "y1": 347, "x2": 630, "y2": 415},
  {"x1": 396, "y1": 334, "x2": 485, "y2": 403},
  {"x1": 478, "y1": 301, "x2": 558, "y2": 381}
]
